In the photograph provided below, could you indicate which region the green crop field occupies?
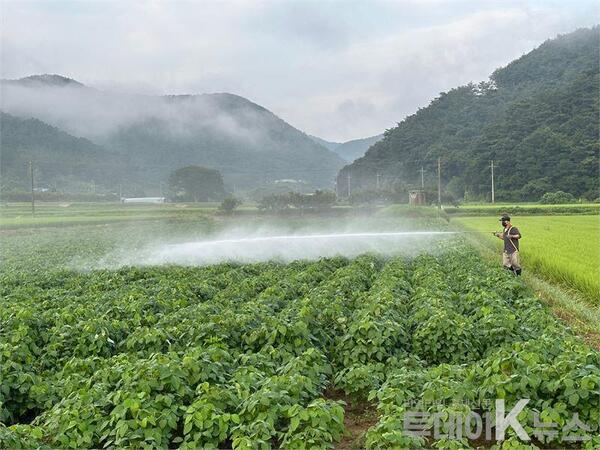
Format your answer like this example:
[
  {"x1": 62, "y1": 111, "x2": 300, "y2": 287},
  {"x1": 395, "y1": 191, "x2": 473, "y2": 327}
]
[
  {"x1": 0, "y1": 202, "x2": 221, "y2": 228},
  {"x1": 444, "y1": 203, "x2": 600, "y2": 216},
  {"x1": 1, "y1": 212, "x2": 599, "y2": 449},
  {"x1": 453, "y1": 215, "x2": 600, "y2": 303}
]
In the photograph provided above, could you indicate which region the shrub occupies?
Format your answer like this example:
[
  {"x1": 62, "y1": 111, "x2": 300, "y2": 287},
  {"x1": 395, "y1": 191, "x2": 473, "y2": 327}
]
[
  {"x1": 218, "y1": 197, "x2": 241, "y2": 214},
  {"x1": 539, "y1": 191, "x2": 576, "y2": 204}
]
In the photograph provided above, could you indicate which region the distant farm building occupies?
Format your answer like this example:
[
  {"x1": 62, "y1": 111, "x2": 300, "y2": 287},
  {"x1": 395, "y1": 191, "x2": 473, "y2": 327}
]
[
  {"x1": 408, "y1": 190, "x2": 426, "y2": 206},
  {"x1": 274, "y1": 179, "x2": 303, "y2": 184},
  {"x1": 121, "y1": 197, "x2": 166, "y2": 204}
]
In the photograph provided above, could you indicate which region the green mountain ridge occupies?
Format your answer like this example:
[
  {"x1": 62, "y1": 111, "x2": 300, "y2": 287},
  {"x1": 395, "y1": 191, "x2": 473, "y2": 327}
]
[
  {"x1": 0, "y1": 112, "x2": 124, "y2": 193},
  {"x1": 308, "y1": 135, "x2": 341, "y2": 152},
  {"x1": 337, "y1": 26, "x2": 599, "y2": 201},
  {"x1": 309, "y1": 134, "x2": 384, "y2": 162},
  {"x1": 0, "y1": 79, "x2": 345, "y2": 193},
  {"x1": 334, "y1": 135, "x2": 384, "y2": 162},
  {"x1": 2, "y1": 74, "x2": 86, "y2": 88}
]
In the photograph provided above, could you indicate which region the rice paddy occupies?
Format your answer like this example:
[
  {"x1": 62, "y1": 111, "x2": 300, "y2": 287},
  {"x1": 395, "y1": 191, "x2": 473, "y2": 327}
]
[{"x1": 453, "y1": 215, "x2": 600, "y2": 303}]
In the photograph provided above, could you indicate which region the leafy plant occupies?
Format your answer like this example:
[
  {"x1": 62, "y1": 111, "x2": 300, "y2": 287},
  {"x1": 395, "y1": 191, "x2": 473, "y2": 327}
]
[{"x1": 280, "y1": 399, "x2": 345, "y2": 449}]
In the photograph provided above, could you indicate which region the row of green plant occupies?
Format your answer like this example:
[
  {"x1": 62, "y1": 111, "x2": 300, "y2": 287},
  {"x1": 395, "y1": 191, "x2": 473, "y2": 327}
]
[
  {"x1": 359, "y1": 248, "x2": 599, "y2": 449},
  {"x1": 1, "y1": 243, "x2": 598, "y2": 448}
]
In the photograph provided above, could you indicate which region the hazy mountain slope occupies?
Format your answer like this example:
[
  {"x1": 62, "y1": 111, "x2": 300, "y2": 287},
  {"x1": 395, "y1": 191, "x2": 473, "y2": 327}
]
[
  {"x1": 308, "y1": 135, "x2": 341, "y2": 152},
  {"x1": 2, "y1": 74, "x2": 85, "y2": 88},
  {"x1": 309, "y1": 134, "x2": 383, "y2": 162},
  {"x1": 0, "y1": 112, "x2": 122, "y2": 191},
  {"x1": 337, "y1": 27, "x2": 599, "y2": 201},
  {"x1": 1, "y1": 76, "x2": 345, "y2": 191},
  {"x1": 334, "y1": 134, "x2": 383, "y2": 162}
]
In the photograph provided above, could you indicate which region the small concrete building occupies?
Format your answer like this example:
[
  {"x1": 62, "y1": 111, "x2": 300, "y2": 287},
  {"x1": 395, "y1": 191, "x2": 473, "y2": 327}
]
[{"x1": 408, "y1": 190, "x2": 426, "y2": 206}]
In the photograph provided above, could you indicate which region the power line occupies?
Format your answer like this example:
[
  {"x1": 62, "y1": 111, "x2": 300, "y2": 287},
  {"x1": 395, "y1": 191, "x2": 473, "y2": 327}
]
[{"x1": 16, "y1": 155, "x2": 594, "y2": 174}]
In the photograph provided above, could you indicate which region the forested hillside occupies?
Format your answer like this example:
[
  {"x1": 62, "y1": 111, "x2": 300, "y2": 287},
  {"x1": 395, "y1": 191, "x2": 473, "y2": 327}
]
[
  {"x1": 309, "y1": 135, "x2": 341, "y2": 152},
  {"x1": 338, "y1": 27, "x2": 599, "y2": 201},
  {"x1": 0, "y1": 113, "x2": 123, "y2": 193},
  {"x1": 0, "y1": 77, "x2": 344, "y2": 194}
]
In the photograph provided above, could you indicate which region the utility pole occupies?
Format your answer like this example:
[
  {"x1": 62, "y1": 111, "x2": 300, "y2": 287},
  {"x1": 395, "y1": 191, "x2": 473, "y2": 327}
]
[
  {"x1": 347, "y1": 172, "x2": 351, "y2": 198},
  {"x1": 376, "y1": 172, "x2": 381, "y2": 190},
  {"x1": 437, "y1": 157, "x2": 442, "y2": 208},
  {"x1": 490, "y1": 160, "x2": 497, "y2": 204},
  {"x1": 29, "y1": 160, "x2": 35, "y2": 215},
  {"x1": 118, "y1": 183, "x2": 122, "y2": 200},
  {"x1": 418, "y1": 167, "x2": 425, "y2": 189}
]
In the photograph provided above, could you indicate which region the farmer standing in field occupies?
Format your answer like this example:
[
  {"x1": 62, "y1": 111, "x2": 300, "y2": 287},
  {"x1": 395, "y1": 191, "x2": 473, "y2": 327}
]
[{"x1": 494, "y1": 214, "x2": 522, "y2": 275}]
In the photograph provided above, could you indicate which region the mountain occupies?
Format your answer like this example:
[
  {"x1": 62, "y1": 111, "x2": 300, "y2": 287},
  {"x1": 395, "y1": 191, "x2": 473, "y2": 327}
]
[
  {"x1": 334, "y1": 135, "x2": 383, "y2": 162},
  {"x1": 0, "y1": 76, "x2": 345, "y2": 193},
  {"x1": 337, "y1": 27, "x2": 599, "y2": 201},
  {"x1": 0, "y1": 113, "x2": 122, "y2": 192},
  {"x1": 2, "y1": 74, "x2": 85, "y2": 88},
  {"x1": 309, "y1": 134, "x2": 384, "y2": 162},
  {"x1": 308, "y1": 135, "x2": 341, "y2": 152}
]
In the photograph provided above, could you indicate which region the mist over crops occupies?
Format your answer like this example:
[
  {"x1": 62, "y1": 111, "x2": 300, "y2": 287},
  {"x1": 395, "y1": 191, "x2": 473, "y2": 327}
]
[
  {"x1": 123, "y1": 231, "x2": 457, "y2": 267},
  {"x1": 77, "y1": 218, "x2": 456, "y2": 269}
]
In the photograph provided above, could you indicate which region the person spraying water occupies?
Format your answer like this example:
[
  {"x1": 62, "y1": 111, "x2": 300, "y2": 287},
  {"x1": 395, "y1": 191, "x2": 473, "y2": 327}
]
[{"x1": 493, "y1": 214, "x2": 522, "y2": 275}]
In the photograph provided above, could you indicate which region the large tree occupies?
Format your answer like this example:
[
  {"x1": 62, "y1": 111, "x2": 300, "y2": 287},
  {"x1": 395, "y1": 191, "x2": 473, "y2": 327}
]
[{"x1": 168, "y1": 165, "x2": 227, "y2": 202}]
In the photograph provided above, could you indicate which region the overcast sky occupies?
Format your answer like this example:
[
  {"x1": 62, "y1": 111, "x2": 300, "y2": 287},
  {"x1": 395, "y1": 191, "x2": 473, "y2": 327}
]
[{"x1": 1, "y1": 0, "x2": 598, "y2": 142}]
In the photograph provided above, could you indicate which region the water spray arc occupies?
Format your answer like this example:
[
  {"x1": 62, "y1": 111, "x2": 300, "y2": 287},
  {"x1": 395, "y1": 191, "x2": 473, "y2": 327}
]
[
  {"x1": 167, "y1": 231, "x2": 462, "y2": 247},
  {"x1": 141, "y1": 230, "x2": 481, "y2": 267},
  {"x1": 93, "y1": 229, "x2": 500, "y2": 270}
]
